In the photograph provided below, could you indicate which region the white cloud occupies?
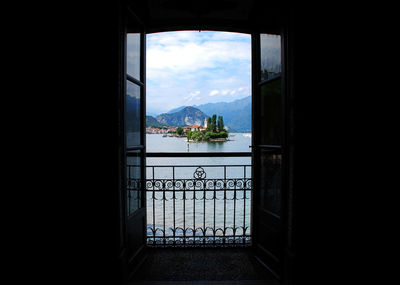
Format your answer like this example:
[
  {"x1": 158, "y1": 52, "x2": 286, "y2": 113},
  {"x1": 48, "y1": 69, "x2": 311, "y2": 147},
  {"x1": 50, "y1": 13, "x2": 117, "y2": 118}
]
[
  {"x1": 146, "y1": 31, "x2": 251, "y2": 113},
  {"x1": 147, "y1": 32, "x2": 250, "y2": 77},
  {"x1": 209, "y1": 90, "x2": 219, "y2": 96},
  {"x1": 184, "y1": 90, "x2": 201, "y2": 102}
]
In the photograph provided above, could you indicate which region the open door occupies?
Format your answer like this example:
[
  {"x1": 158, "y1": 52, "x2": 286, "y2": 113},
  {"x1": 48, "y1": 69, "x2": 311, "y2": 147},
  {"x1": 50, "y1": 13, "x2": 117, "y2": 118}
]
[
  {"x1": 123, "y1": 7, "x2": 147, "y2": 279},
  {"x1": 252, "y1": 32, "x2": 285, "y2": 280}
]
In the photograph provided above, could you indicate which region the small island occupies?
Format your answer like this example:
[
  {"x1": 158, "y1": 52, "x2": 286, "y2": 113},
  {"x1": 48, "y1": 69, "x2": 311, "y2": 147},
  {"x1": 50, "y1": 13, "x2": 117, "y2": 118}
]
[{"x1": 175, "y1": 114, "x2": 228, "y2": 142}]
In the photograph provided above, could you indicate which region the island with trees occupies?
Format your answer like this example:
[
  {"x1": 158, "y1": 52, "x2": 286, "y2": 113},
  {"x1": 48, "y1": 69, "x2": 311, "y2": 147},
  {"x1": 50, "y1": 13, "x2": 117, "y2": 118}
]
[
  {"x1": 146, "y1": 107, "x2": 230, "y2": 142},
  {"x1": 185, "y1": 114, "x2": 228, "y2": 142}
]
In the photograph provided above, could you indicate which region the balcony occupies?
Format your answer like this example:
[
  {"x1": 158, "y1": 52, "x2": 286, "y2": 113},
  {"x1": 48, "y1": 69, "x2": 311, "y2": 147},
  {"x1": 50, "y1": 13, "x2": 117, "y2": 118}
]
[{"x1": 127, "y1": 152, "x2": 253, "y2": 247}]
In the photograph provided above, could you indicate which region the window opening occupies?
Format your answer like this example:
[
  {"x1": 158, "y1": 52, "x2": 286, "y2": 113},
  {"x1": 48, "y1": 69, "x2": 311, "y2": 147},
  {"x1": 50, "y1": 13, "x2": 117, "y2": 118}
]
[{"x1": 145, "y1": 31, "x2": 252, "y2": 246}]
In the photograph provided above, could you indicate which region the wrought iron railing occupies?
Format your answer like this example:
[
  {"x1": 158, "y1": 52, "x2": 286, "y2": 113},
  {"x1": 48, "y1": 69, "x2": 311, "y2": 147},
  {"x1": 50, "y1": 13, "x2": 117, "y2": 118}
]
[
  {"x1": 146, "y1": 165, "x2": 252, "y2": 246},
  {"x1": 127, "y1": 152, "x2": 253, "y2": 247}
]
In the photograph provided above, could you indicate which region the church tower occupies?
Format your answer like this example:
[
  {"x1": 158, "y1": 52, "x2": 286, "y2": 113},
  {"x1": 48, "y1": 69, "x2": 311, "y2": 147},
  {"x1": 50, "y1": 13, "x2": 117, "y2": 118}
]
[{"x1": 204, "y1": 117, "x2": 208, "y2": 128}]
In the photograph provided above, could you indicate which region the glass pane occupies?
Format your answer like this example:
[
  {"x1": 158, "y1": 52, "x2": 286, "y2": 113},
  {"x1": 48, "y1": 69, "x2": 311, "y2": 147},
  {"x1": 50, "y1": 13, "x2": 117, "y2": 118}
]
[
  {"x1": 127, "y1": 151, "x2": 141, "y2": 215},
  {"x1": 258, "y1": 149, "x2": 281, "y2": 216},
  {"x1": 126, "y1": 81, "x2": 141, "y2": 147},
  {"x1": 260, "y1": 34, "x2": 281, "y2": 81},
  {"x1": 259, "y1": 78, "x2": 282, "y2": 145},
  {"x1": 127, "y1": 33, "x2": 141, "y2": 80}
]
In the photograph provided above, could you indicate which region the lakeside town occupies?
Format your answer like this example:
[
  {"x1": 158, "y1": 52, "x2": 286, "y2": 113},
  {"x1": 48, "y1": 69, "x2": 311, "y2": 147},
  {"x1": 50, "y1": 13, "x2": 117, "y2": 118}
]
[
  {"x1": 146, "y1": 117, "x2": 208, "y2": 135},
  {"x1": 146, "y1": 124, "x2": 207, "y2": 135},
  {"x1": 146, "y1": 115, "x2": 229, "y2": 142}
]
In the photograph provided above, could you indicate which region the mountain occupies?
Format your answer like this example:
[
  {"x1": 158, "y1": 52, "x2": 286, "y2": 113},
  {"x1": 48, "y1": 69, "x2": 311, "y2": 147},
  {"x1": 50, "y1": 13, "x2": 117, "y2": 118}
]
[
  {"x1": 162, "y1": 96, "x2": 251, "y2": 132},
  {"x1": 146, "y1": 116, "x2": 164, "y2": 128},
  {"x1": 166, "y1": 106, "x2": 187, "y2": 114},
  {"x1": 193, "y1": 96, "x2": 251, "y2": 132},
  {"x1": 156, "y1": 106, "x2": 208, "y2": 127}
]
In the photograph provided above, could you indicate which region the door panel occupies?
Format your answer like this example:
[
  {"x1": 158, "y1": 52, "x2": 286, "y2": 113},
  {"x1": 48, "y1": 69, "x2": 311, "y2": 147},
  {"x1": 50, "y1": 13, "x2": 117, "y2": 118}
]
[
  {"x1": 258, "y1": 149, "x2": 282, "y2": 216},
  {"x1": 255, "y1": 149, "x2": 282, "y2": 277},
  {"x1": 253, "y1": 32, "x2": 284, "y2": 279},
  {"x1": 259, "y1": 79, "x2": 282, "y2": 146},
  {"x1": 123, "y1": 7, "x2": 146, "y2": 279},
  {"x1": 127, "y1": 150, "x2": 142, "y2": 215},
  {"x1": 260, "y1": 34, "x2": 282, "y2": 81},
  {"x1": 127, "y1": 33, "x2": 141, "y2": 81},
  {"x1": 126, "y1": 80, "x2": 142, "y2": 147}
]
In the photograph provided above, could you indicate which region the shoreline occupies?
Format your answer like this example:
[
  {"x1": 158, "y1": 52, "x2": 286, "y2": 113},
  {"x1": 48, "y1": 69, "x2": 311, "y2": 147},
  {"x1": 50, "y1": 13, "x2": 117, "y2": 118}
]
[{"x1": 188, "y1": 138, "x2": 228, "y2": 143}]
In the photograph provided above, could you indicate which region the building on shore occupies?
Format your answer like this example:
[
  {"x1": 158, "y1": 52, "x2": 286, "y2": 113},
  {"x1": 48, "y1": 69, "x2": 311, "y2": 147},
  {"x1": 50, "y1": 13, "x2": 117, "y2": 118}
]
[
  {"x1": 146, "y1": 126, "x2": 177, "y2": 134},
  {"x1": 182, "y1": 124, "x2": 207, "y2": 132}
]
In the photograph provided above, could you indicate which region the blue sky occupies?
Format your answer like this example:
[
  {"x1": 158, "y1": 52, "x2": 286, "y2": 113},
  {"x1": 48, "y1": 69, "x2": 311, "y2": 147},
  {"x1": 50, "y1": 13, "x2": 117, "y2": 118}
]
[{"x1": 146, "y1": 31, "x2": 251, "y2": 115}]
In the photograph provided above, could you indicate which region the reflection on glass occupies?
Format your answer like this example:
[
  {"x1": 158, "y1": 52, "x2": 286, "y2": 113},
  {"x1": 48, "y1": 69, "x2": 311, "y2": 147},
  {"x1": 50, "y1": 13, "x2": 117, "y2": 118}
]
[
  {"x1": 127, "y1": 33, "x2": 141, "y2": 80},
  {"x1": 126, "y1": 81, "x2": 141, "y2": 147},
  {"x1": 258, "y1": 150, "x2": 281, "y2": 216},
  {"x1": 259, "y1": 78, "x2": 282, "y2": 145},
  {"x1": 127, "y1": 151, "x2": 141, "y2": 215},
  {"x1": 260, "y1": 34, "x2": 281, "y2": 81}
]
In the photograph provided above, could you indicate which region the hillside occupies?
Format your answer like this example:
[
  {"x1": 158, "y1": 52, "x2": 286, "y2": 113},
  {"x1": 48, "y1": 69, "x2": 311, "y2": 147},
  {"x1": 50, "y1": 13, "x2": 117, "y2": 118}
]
[
  {"x1": 146, "y1": 116, "x2": 164, "y2": 128},
  {"x1": 193, "y1": 96, "x2": 251, "y2": 132},
  {"x1": 161, "y1": 96, "x2": 251, "y2": 132},
  {"x1": 156, "y1": 106, "x2": 208, "y2": 127},
  {"x1": 166, "y1": 105, "x2": 187, "y2": 114}
]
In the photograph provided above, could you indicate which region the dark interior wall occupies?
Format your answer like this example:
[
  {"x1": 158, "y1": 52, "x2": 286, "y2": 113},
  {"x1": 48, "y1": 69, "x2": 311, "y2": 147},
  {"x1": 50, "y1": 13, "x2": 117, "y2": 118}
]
[
  {"x1": 287, "y1": 10, "x2": 365, "y2": 285},
  {"x1": 16, "y1": 2, "x2": 125, "y2": 283},
  {"x1": 34, "y1": 3, "x2": 128, "y2": 284},
  {"x1": 127, "y1": 0, "x2": 287, "y2": 34}
]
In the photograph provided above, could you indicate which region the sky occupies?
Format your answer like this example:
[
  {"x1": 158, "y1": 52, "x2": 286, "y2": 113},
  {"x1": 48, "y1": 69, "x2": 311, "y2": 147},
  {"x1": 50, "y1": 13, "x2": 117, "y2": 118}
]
[{"x1": 146, "y1": 31, "x2": 251, "y2": 115}]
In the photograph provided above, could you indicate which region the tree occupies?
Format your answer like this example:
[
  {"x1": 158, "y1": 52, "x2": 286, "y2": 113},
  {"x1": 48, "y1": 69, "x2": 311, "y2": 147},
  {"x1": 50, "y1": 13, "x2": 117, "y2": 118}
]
[
  {"x1": 218, "y1": 130, "x2": 228, "y2": 138},
  {"x1": 176, "y1": 127, "x2": 183, "y2": 135},
  {"x1": 186, "y1": 130, "x2": 192, "y2": 140},
  {"x1": 211, "y1": 114, "x2": 217, "y2": 132},
  {"x1": 191, "y1": 131, "x2": 203, "y2": 142},
  {"x1": 207, "y1": 117, "x2": 212, "y2": 131},
  {"x1": 217, "y1": 116, "x2": 224, "y2": 132}
]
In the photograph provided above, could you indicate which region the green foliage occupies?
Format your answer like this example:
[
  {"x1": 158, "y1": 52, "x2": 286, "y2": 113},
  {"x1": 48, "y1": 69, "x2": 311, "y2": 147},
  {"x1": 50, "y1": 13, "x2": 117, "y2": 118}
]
[
  {"x1": 191, "y1": 131, "x2": 203, "y2": 141},
  {"x1": 207, "y1": 117, "x2": 212, "y2": 131},
  {"x1": 186, "y1": 130, "x2": 192, "y2": 140},
  {"x1": 189, "y1": 130, "x2": 228, "y2": 141},
  {"x1": 217, "y1": 116, "x2": 224, "y2": 132},
  {"x1": 176, "y1": 127, "x2": 183, "y2": 135},
  {"x1": 184, "y1": 113, "x2": 228, "y2": 142},
  {"x1": 211, "y1": 114, "x2": 217, "y2": 132},
  {"x1": 218, "y1": 130, "x2": 228, "y2": 138}
]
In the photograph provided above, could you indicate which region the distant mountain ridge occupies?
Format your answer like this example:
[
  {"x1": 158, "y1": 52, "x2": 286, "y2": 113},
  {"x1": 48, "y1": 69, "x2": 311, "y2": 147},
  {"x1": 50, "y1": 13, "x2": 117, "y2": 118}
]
[
  {"x1": 146, "y1": 116, "x2": 164, "y2": 128},
  {"x1": 161, "y1": 96, "x2": 251, "y2": 132},
  {"x1": 156, "y1": 106, "x2": 208, "y2": 127}
]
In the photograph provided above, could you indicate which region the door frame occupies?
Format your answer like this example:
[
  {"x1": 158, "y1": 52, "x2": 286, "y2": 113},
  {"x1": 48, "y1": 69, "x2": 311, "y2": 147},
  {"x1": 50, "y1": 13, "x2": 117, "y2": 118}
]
[
  {"x1": 118, "y1": 4, "x2": 148, "y2": 282},
  {"x1": 250, "y1": 28, "x2": 293, "y2": 282},
  {"x1": 117, "y1": 11, "x2": 294, "y2": 282}
]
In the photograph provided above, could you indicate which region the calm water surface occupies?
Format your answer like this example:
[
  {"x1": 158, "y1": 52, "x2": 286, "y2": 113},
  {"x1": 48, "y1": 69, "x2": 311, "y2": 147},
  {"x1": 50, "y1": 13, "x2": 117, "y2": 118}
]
[{"x1": 147, "y1": 132, "x2": 251, "y2": 153}]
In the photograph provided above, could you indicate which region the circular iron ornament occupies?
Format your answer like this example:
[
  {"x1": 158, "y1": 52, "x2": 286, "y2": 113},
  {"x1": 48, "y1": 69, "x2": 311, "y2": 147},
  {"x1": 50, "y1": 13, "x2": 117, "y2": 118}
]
[{"x1": 193, "y1": 167, "x2": 206, "y2": 180}]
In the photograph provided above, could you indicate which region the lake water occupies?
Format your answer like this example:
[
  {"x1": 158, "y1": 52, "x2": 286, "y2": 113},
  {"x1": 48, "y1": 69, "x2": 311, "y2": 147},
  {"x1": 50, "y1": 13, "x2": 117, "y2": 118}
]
[
  {"x1": 147, "y1": 132, "x2": 252, "y2": 153},
  {"x1": 144, "y1": 133, "x2": 252, "y2": 242}
]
